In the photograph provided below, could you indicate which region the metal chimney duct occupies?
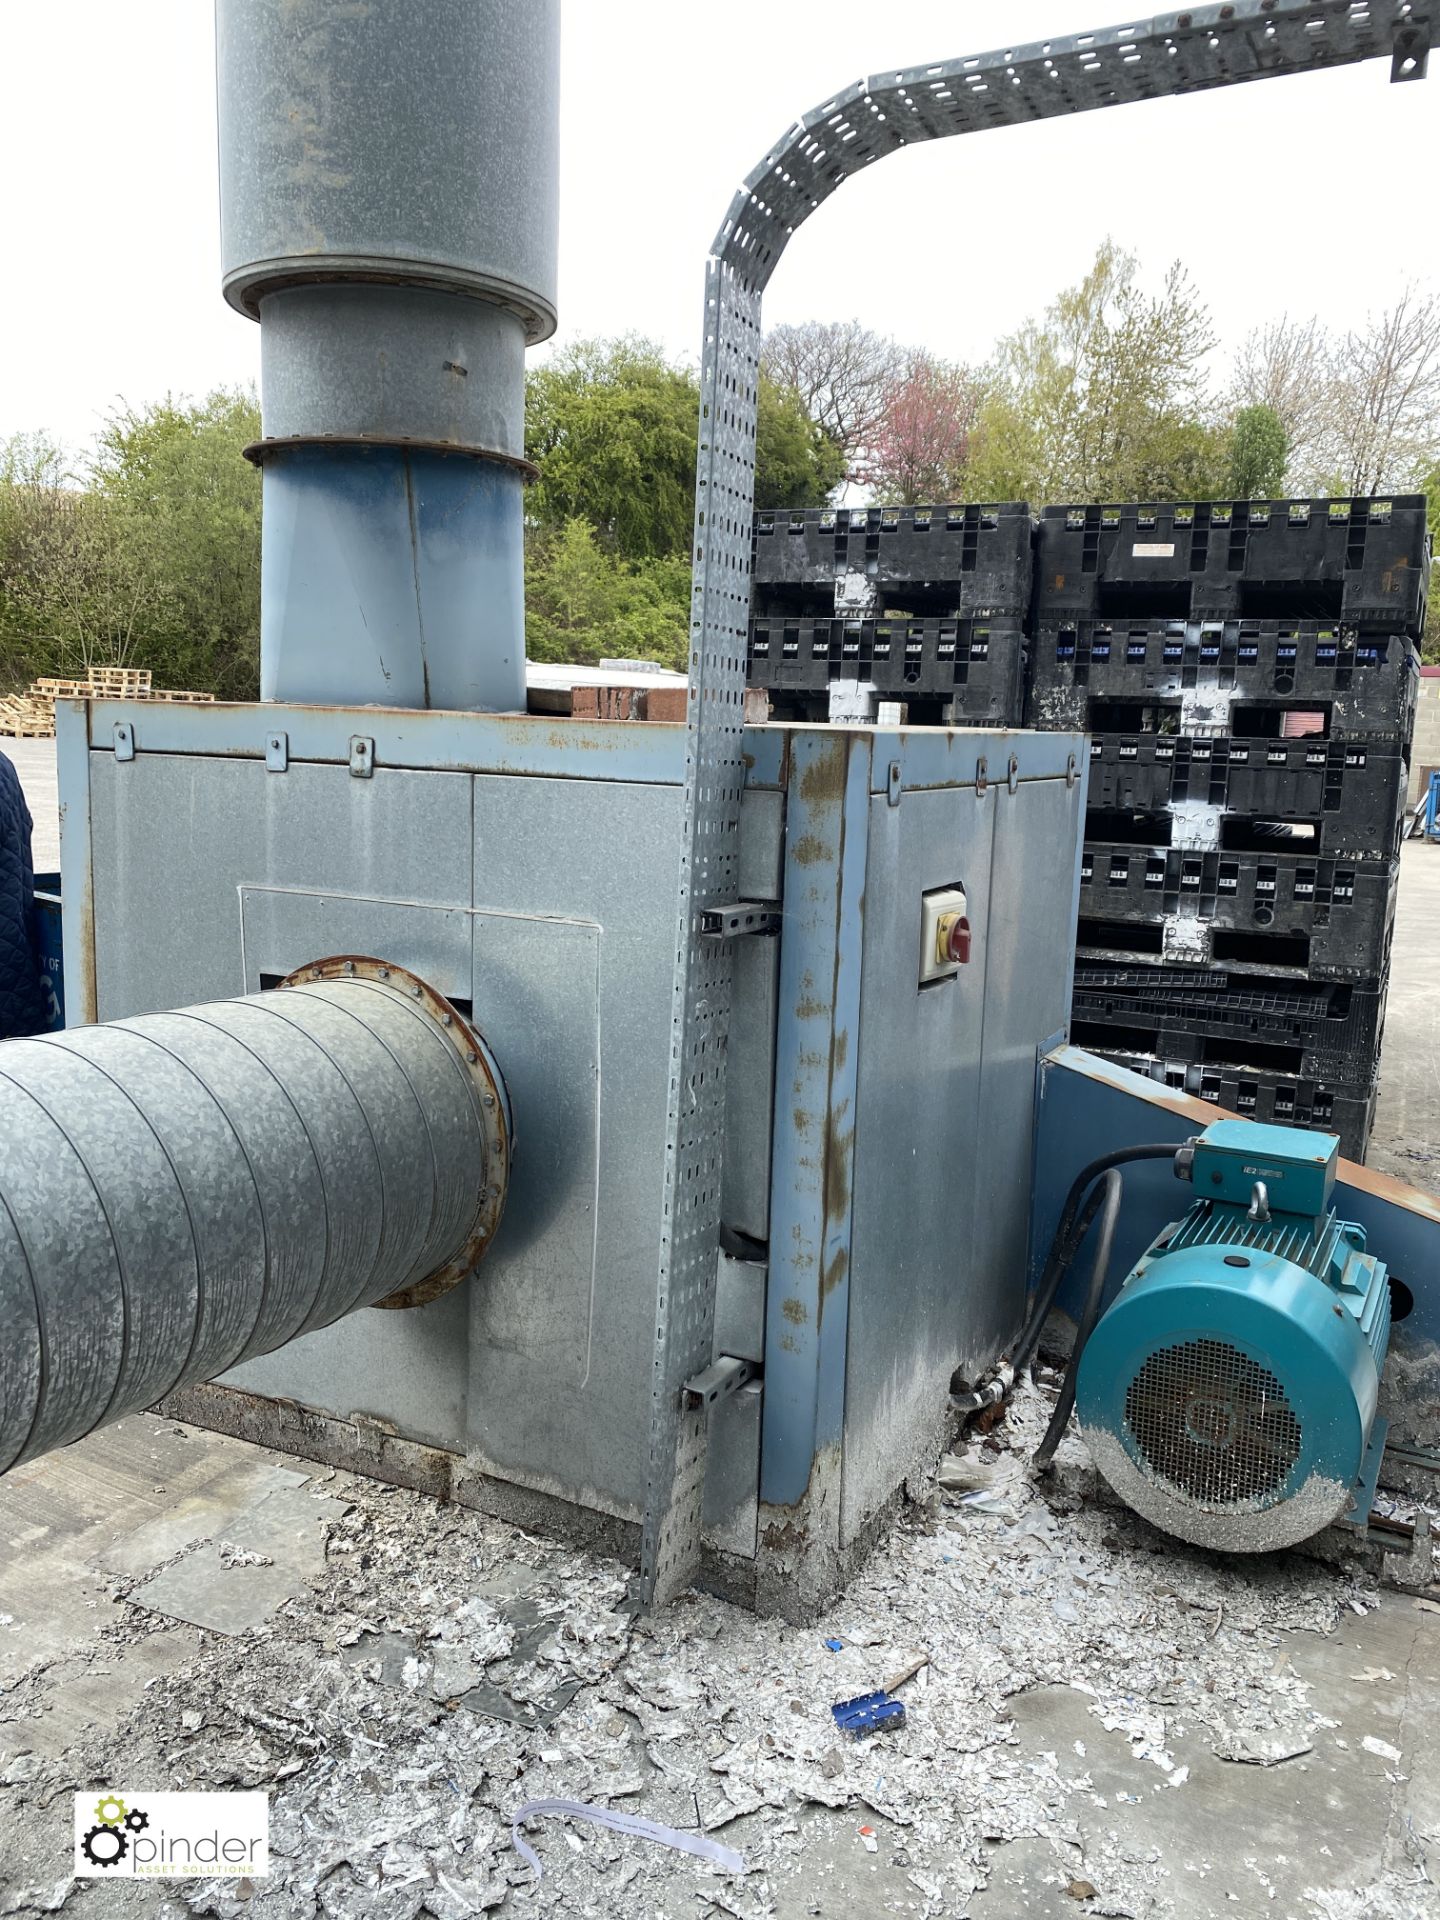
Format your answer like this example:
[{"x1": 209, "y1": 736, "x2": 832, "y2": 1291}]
[{"x1": 216, "y1": 0, "x2": 560, "y2": 711}]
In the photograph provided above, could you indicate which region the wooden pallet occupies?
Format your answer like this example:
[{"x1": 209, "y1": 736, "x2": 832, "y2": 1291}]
[
  {"x1": 0, "y1": 695, "x2": 56, "y2": 739},
  {"x1": 150, "y1": 689, "x2": 216, "y2": 705},
  {"x1": 85, "y1": 667, "x2": 151, "y2": 697}
]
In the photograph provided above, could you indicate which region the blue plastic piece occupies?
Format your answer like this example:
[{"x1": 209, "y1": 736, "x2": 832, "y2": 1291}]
[
  {"x1": 831, "y1": 1691, "x2": 907, "y2": 1738},
  {"x1": 823, "y1": 1638, "x2": 844, "y2": 1651}
]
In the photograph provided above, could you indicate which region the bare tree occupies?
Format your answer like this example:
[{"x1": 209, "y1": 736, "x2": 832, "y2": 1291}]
[
  {"x1": 1226, "y1": 315, "x2": 1328, "y2": 485},
  {"x1": 761, "y1": 320, "x2": 906, "y2": 470},
  {"x1": 1320, "y1": 286, "x2": 1440, "y2": 495}
]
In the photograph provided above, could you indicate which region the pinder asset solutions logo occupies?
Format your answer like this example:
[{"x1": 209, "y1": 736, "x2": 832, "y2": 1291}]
[{"x1": 74, "y1": 1792, "x2": 268, "y2": 1878}]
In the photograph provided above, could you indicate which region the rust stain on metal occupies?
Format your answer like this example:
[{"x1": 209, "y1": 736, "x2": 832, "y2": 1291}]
[
  {"x1": 791, "y1": 833, "x2": 832, "y2": 868},
  {"x1": 1338, "y1": 1158, "x2": 1440, "y2": 1224},
  {"x1": 781, "y1": 1296, "x2": 808, "y2": 1326},
  {"x1": 796, "y1": 738, "x2": 850, "y2": 806}
]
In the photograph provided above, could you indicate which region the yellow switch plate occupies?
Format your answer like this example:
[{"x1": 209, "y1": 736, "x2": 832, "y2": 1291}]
[{"x1": 919, "y1": 884, "x2": 968, "y2": 986}]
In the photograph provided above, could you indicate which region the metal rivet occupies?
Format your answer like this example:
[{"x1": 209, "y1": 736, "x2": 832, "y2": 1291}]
[
  {"x1": 483, "y1": 1093, "x2": 495, "y2": 1108},
  {"x1": 442, "y1": 1012, "x2": 453, "y2": 1026},
  {"x1": 411, "y1": 985, "x2": 422, "y2": 998},
  {"x1": 378, "y1": 967, "x2": 389, "y2": 979},
  {"x1": 344, "y1": 961, "x2": 355, "y2": 974},
  {"x1": 467, "y1": 1051, "x2": 478, "y2": 1065}
]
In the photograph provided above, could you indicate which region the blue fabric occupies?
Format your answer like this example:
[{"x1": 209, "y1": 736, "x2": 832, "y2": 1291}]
[{"x1": 0, "y1": 752, "x2": 46, "y2": 1039}]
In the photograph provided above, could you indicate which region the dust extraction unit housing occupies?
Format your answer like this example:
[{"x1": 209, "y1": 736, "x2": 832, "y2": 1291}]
[{"x1": 0, "y1": 0, "x2": 1432, "y2": 1616}]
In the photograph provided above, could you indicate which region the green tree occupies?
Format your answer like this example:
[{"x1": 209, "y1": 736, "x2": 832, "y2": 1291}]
[
  {"x1": 968, "y1": 241, "x2": 1219, "y2": 503},
  {"x1": 525, "y1": 518, "x2": 689, "y2": 669},
  {"x1": 754, "y1": 378, "x2": 845, "y2": 509},
  {"x1": 1420, "y1": 463, "x2": 1440, "y2": 664},
  {"x1": 1228, "y1": 404, "x2": 1289, "y2": 498},
  {"x1": 525, "y1": 337, "x2": 841, "y2": 559},
  {"x1": 526, "y1": 338, "x2": 698, "y2": 559},
  {"x1": 92, "y1": 389, "x2": 262, "y2": 698}
]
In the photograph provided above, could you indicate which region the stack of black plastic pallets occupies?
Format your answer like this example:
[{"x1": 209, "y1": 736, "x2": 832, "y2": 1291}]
[
  {"x1": 1025, "y1": 496, "x2": 1430, "y2": 1158},
  {"x1": 747, "y1": 503, "x2": 1033, "y2": 726}
]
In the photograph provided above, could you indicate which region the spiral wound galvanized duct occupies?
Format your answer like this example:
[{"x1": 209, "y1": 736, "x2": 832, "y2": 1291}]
[{"x1": 0, "y1": 960, "x2": 510, "y2": 1476}]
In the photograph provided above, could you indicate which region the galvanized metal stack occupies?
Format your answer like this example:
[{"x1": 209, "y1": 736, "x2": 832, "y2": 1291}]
[
  {"x1": 1025, "y1": 496, "x2": 1431, "y2": 1158},
  {"x1": 746, "y1": 504, "x2": 1033, "y2": 727}
]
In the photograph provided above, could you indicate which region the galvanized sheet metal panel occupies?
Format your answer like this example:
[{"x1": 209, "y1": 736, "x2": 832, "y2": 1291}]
[
  {"x1": 90, "y1": 755, "x2": 475, "y2": 1016},
  {"x1": 466, "y1": 775, "x2": 680, "y2": 1523},
  {"x1": 839, "y1": 784, "x2": 996, "y2": 1543}
]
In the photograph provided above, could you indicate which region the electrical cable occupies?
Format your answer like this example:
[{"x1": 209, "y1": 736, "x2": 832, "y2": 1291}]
[
  {"x1": 1032, "y1": 1168, "x2": 1123, "y2": 1470},
  {"x1": 1011, "y1": 1141, "x2": 1186, "y2": 1377}
]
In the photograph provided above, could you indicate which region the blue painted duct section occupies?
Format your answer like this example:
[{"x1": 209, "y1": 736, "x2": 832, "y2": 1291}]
[{"x1": 259, "y1": 447, "x2": 526, "y2": 711}]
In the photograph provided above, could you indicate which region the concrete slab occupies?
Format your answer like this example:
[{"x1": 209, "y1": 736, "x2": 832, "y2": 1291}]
[
  {"x1": 4, "y1": 736, "x2": 58, "y2": 872},
  {"x1": 1369, "y1": 842, "x2": 1440, "y2": 1200}
]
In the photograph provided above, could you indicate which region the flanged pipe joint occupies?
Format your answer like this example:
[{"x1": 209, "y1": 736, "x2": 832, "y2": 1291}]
[{"x1": 0, "y1": 958, "x2": 510, "y2": 1476}]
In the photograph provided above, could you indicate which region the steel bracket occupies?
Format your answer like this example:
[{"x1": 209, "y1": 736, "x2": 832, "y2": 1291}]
[
  {"x1": 113, "y1": 721, "x2": 135, "y2": 763},
  {"x1": 887, "y1": 760, "x2": 903, "y2": 808},
  {"x1": 683, "y1": 1355, "x2": 756, "y2": 1410},
  {"x1": 700, "y1": 902, "x2": 780, "y2": 939},
  {"x1": 265, "y1": 730, "x2": 289, "y2": 773},
  {"x1": 349, "y1": 735, "x2": 375, "y2": 779}
]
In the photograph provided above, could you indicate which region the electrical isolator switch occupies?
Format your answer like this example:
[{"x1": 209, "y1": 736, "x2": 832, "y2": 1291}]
[{"x1": 919, "y1": 885, "x2": 970, "y2": 986}]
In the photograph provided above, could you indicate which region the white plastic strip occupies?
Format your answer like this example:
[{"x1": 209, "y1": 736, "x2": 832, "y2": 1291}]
[{"x1": 509, "y1": 1797, "x2": 746, "y2": 1881}]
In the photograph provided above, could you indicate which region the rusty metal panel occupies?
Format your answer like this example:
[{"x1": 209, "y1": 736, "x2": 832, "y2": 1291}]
[{"x1": 757, "y1": 731, "x2": 873, "y2": 1538}]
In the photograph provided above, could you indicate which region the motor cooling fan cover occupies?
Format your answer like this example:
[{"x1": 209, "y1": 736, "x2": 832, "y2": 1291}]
[{"x1": 1075, "y1": 1244, "x2": 1380, "y2": 1552}]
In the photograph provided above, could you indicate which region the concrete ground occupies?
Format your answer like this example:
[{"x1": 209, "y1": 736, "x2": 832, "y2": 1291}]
[
  {"x1": 2, "y1": 1402, "x2": 1437, "y2": 1919},
  {"x1": 1366, "y1": 842, "x2": 1440, "y2": 1199},
  {"x1": 6, "y1": 737, "x2": 59, "y2": 872}
]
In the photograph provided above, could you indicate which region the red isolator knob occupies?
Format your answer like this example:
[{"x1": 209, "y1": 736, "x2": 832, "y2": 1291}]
[{"x1": 941, "y1": 913, "x2": 972, "y2": 965}]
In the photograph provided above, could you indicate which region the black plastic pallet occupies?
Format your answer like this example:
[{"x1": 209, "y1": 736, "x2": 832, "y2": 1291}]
[
  {"x1": 1094, "y1": 1049, "x2": 1376, "y2": 1160},
  {"x1": 1034, "y1": 497, "x2": 1430, "y2": 630},
  {"x1": 1027, "y1": 622, "x2": 1419, "y2": 738},
  {"x1": 746, "y1": 615, "x2": 1024, "y2": 716},
  {"x1": 1072, "y1": 962, "x2": 1389, "y2": 1054},
  {"x1": 1084, "y1": 732, "x2": 1408, "y2": 860},
  {"x1": 1071, "y1": 968, "x2": 1388, "y2": 1086},
  {"x1": 1077, "y1": 844, "x2": 1397, "y2": 980},
  {"x1": 751, "y1": 503, "x2": 1033, "y2": 622}
]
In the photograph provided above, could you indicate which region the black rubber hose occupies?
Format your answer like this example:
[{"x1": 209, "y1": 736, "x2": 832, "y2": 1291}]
[
  {"x1": 1033, "y1": 1168, "x2": 1123, "y2": 1471},
  {"x1": 1011, "y1": 1142, "x2": 1185, "y2": 1376}
]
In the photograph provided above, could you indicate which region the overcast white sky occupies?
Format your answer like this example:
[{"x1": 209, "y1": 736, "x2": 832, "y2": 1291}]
[{"x1": 0, "y1": 2, "x2": 1435, "y2": 455}]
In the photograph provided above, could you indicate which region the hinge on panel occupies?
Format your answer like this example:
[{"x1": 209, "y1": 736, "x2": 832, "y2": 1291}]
[
  {"x1": 887, "y1": 759, "x2": 903, "y2": 807},
  {"x1": 699, "y1": 902, "x2": 780, "y2": 938},
  {"x1": 349, "y1": 735, "x2": 375, "y2": 779},
  {"x1": 683, "y1": 1355, "x2": 756, "y2": 1410},
  {"x1": 113, "y1": 721, "x2": 135, "y2": 763}
]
